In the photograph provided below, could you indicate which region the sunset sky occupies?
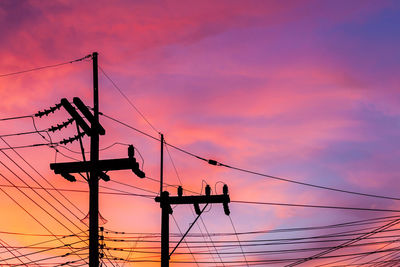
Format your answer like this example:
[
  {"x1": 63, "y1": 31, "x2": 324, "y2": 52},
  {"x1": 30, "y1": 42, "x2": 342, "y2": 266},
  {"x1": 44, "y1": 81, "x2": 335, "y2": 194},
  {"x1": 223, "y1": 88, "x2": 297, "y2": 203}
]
[{"x1": 1, "y1": 0, "x2": 400, "y2": 266}]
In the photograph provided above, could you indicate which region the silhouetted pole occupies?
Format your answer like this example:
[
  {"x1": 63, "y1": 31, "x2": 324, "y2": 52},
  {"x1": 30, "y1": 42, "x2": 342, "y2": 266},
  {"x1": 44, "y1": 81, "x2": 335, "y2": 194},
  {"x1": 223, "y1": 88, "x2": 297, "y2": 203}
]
[
  {"x1": 160, "y1": 134, "x2": 164, "y2": 194},
  {"x1": 161, "y1": 191, "x2": 170, "y2": 267},
  {"x1": 157, "y1": 185, "x2": 230, "y2": 267},
  {"x1": 159, "y1": 133, "x2": 169, "y2": 266},
  {"x1": 49, "y1": 53, "x2": 145, "y2": 267},
  {"x1": 89, "y1": 51, "x2": 100, "y2": 267}
]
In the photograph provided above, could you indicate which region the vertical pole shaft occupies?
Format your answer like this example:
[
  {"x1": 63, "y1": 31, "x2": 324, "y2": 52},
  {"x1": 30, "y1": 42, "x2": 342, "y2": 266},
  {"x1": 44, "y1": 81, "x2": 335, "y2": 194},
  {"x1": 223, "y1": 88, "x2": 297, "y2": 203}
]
[
  {"x1": 160, "y1": 133, "x2": 164, "y2": 194},
  {"x1": 89, "y1": 52, "x2": 100, "y2": 267},
  {"x1": 160, "y1": 134, "x2": 168, "y2": 266},
  {"x1": 161, "y1": 191, "x2": 169, "y2": 267}
]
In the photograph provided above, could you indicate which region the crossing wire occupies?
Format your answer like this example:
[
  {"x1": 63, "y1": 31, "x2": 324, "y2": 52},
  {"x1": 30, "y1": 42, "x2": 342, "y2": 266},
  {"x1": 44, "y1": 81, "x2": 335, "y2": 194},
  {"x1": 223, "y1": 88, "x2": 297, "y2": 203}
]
[
  {"x1": 284, "y1": 218, "x2": 400, "y2": 267},
  {"x1": 0, "y1": 173, "x2": 88, "y2": 264},
  {"x1": 0, "y1": 144, "x2": 90, "y2": 257},
  {"x1": 228, "y1": 215, "x2": 249, "y2": 267},
  {"x1": 0, "y1": 237, "x2": 35, "y2": 266},
  {"x1": 0, "y1": 136, "x2": 86, "y2": 217},
  {"x1": 0, "y1": 148, "x2": 91, "y2": 237},
  {"x1": 0, "y1": 231, "x2": 88, "y2": 257},
  {"x1": 0, "y1": 239, "x2": 88, "y2": 264}
]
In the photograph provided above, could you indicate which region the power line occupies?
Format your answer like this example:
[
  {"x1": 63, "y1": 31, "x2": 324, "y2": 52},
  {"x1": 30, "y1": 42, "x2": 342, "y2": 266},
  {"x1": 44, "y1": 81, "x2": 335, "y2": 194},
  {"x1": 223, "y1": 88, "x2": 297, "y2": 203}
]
[
  {"x1": 285, "y1": 218, "x2": 400, "y2": 267},
  {"x1": 103, "y1": 215, "x2": 400, "y2": 237},
  {"x1": 0, "y1": 155, "x2": 90, "y2": 263},
  {"x1": 228, "y1": 215, "x2": 249, "y2": 267},
  {"x1": 0, "y1": 183, "x2": 154, "y2": 197},
  {"x1": 99, "y1": 248, "x2": 400, "y2": 264},
  {"x1": 171, "y1": 214, "x2": 200, "y2": 267},
  {"x1": 0, "y1": 115, "x2": 33, "y2": 122},
  {"x1": 0, "y1": 54, "x2": 91, "y2": 78},
  {"x1": 108, "y1": 180, "x2": 158, "y2": 195},
  {"x1": 0, "y1": 130, "x2": 48, "y2": 138},
  {"x1": 105, "y1": 240, "x2": 400, "y2": 255},
  {"x1": 0, "y1": 173, "x2": 88, "y2": 264},
  {"x1": 0, "y1": 145, "x2": 90, "y2": 234},
  {"x1": 11, "y1": 246, "x2": 89, "y2": 266},
  {"x1": 0, "y1": 237, "x2": 35, "y2": 266},
  {"x1": 0, "y1": 142, "x2": 54, "y2": 150},
  {"x1": 100, "y1": 113, "x2": 158, "y2": 141},
  {"x1": 101, "y1": 113, "x2": 400, "y2": 202},
  {"x1": 98, "y1": 65, "x2": 159, "y2": 133},
  {"x1": 0, "y1": 231, "x2": 88, "y2": 257},
  {"x1": 0, "y1": 239, "x2": 88, "y2": 264},
  {"x1": 0, "y1": 137, "x2": 86, "y2": 217},
  {"x1": 231, "y1": 200, "x2": 400, "y2": 213},
  {"x1": 164, "y1": 137, "x2": 222, "y2": 266}
]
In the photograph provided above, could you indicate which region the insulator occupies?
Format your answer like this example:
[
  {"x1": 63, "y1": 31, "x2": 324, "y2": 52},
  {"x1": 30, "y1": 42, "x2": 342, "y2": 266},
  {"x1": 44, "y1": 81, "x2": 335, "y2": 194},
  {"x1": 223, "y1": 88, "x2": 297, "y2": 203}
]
[
  {"x1": 208, "y1": 159, "x2": 218, "y2": 165},
  {"x1": 178, "y1": 186, "x2": 183, "y2": 197},
  {"x1": 194, "y1": 203, "x2": 201, "y2": 215},
  {"x1": 48, "y1": 118, "x2": 75, "y2": 132},
  {"x1": 59, "y1": 131, "x2": 86, "y2": 145},
  {"x1": 128, "y1": 145, "x2": 134, "y2": 158},
  {"x1": 99, "y1": 172, "x2": 110, "y2": 182},
  {"x1": 34, "y1": 103, "x2": 62, "y2": 118},
  {"x1": 131, "y1": 155, "x2": 145, "y2": 178},
  {"x1": 223, "y1": 202, "x2": 230, "y2": 216},
  {"x1": 223, "y1": 184, "x2": 228, "y2": 195},
  {"x1": 61, "y1": 172, "x2": 76, "y2": 182},
  {"x1": 205, "y1": 184, "x2": 211, "y2": 196}
]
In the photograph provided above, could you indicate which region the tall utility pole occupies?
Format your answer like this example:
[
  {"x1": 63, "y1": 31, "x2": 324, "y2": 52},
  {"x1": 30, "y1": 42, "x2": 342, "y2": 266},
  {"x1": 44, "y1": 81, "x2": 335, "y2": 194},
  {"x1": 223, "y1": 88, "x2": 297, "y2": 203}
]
[
  {"x1": 156, "y1": 185, "x2": 231, "y2": 267},
  {"x1": 50, "y1": 52, "x2": 145, "y2": 267},
  {"x1": 89, "y1": 51, "x2": 100, "y2": 267}
]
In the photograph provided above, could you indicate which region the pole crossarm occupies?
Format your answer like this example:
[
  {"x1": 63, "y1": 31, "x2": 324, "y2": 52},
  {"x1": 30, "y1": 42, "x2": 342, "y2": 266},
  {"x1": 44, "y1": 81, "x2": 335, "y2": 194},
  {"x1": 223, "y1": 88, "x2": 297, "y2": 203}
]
[
  {"x1": 50, "y1": 158, "x2": 141, "y2": 174},
  {"x1": 73, "y1": 97, "x2": 105, "y2": 135},
  {"x1": 155, "y1": 194, "x2": 230, "y2": 205},
  {"x1": 60, "y1": 98, "x2": 94, "y2": 136}
]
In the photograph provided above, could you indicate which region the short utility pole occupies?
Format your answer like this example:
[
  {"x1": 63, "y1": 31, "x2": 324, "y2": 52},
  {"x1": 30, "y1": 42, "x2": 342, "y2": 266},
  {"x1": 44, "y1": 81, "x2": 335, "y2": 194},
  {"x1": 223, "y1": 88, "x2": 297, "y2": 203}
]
[
  {"x1": 155, "y1": 184, "x2": 231, "y2": 267},
  {"x1": 49, "y1": 52, "x2": 145, "y2": 267}
]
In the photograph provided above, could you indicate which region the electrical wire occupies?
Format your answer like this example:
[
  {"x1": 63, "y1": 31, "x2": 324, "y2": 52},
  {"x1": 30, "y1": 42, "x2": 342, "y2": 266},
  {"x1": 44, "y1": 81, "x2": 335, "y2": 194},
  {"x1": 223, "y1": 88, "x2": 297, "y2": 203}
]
[
  {"x1": 284, "y1": 218, "x2": 400, "y2": 267},
  {"x1": 101, "y1": 113, "x2": 400, "y2": 202},
  {"x1": 0, "y1": 240, "x2": 88, "y2": 264},
  {"x1": 109, "y1": 180, "x2": 158, "y2": 195},
  {"x1": 98, "y1": 65, "x2": 159, "y2": 133},
  {"x1": 0, "y1": 54, "x2": 91, "y2": 78},
  {"x1": 103, "y1": 214, "x2": 400, "y2": 237},
  {"x1": 11, "y1": 246, "x2": 89, "y2": 266},
  {"x1": 0, "y1": 146, "x2": 90, "y2": 234},
  {"x1": 1, "y1": 137, "x2": 86, "y2": 216},
  {"x1": 0, "y1": 237, "x2": 36, "y2": 266},
  {"x1": 0, "y1": 231, "x2": 88, "y2": 258},
  {"x1": 171, "y1": 215, "x2": 200, "y2": 267},
  {"x1": 228, "y1": 215, "x2": 249, "y2": 267},
  {"x1": 0, "y1": 115, "x2": 33, "y2": 121},
  {"x1": 0, "y1": 142, "x2": 56, "y2": 150},
  {"x1": 0, "y1": 165, "x2": 89, "y2": 263},
  {"x1": 0, "y1": 130, "x2": 48, "y2": 138},
  {"x1": 0, "y1": 183, "x2": 153, "y2": 197},
  {"x1": 231, "y1": 200, "x2": 400, "y2": 213},
  {"x1": 164, "y1": 138, "x2": 223, "y2": 266}
]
